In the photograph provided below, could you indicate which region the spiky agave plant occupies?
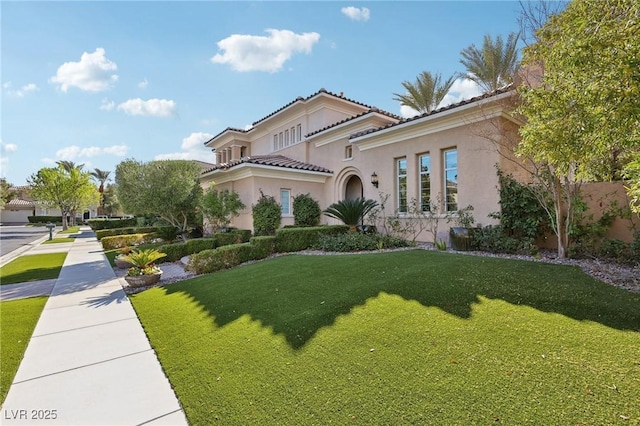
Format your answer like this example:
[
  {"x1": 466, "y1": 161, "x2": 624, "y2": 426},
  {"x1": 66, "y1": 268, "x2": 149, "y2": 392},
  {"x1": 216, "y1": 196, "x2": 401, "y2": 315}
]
[{"x1": 323, "y1": 198, "x2": 378, "y2": 231}]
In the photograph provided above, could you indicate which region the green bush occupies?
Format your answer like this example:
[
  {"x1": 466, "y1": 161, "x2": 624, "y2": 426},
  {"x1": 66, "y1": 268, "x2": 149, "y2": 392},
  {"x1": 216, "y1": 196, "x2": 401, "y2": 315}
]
[
  {"x1": 155, "y1": 238, "x2": 217, "y2": 263},
  {"x1": 187, "y1": 243, "x2": 253, "y2": 275},
  {"x1": 28, "y1": 215, "x2": 63, "y2": 224},
  {"x1": 253, "y1": 191, "x2": 281, "y2": 236},
  {"x1": 313, "y1": 232, "x2": 409, "y2": 252},
  {"x1": 87, "y1": 217, "x2": 137, "y2": 230},
  {"x1": 470, "y1": 225, "x2": 538, "y2": 255},
  {"x1": 598, "y1": 238, "x2": 633, "y2": 264},
  {"x1": 275, "y1": 225, "x2": 349, "y2": 253},
  {"x1": 95, "y1": 226, "x2": 174, "y2": 241},
  {"x1": 293, "y1": 193, "x2": 322, "y2": 226},
  {"x1": 101, "y1": 233, "x2": 155, "y2": 250},
  {"x1": 249, "y1": 236, "x2": 276, "y2": 260}
]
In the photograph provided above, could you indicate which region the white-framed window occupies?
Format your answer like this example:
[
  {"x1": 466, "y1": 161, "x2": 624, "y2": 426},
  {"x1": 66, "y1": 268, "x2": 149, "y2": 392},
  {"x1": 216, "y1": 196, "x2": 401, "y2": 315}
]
[
  {"x1": 285, "y1": 129, "x2": 290, "y2": 146},
  {"x1": 279, "y1": 132, "x2": 284, "y2": 149},
  {"x1": 419, "y1": 154, "x2": 431, "y2": 212},
  {"x1": 291, "y1": 127, "x2": 296, "y2": 143},
  {"x1": 345, "y1": 145, "x2": 353, "y2": 159},
  {"x1": 297, "y1": 124, "x2": 302, "y2": 142},
  {"x1": 397, "y1": 158, "x2": 407, "y2": 213},
  {"x1": 273, "y1": 135, "x2": 278, "y2": 151},
  {"x1": 444, "y1": 149, "x2": 458, "y2": 212},
  {"x1": 280, "y1": 189, "x2": 291, "y2": 215}
]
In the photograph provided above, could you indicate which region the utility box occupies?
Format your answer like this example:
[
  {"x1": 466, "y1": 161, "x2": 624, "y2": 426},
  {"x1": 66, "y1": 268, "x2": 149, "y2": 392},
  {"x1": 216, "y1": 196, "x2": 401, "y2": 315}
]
[{"x1": 46, "y1": 223, "x2": 56, "y2": 240}]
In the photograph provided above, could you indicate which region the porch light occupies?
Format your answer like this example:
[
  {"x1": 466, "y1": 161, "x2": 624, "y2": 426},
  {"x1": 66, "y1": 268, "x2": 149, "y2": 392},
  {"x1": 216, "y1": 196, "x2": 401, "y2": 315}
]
[{"x1": 371, "y1": 172, "x2": 379, "y2": 188}]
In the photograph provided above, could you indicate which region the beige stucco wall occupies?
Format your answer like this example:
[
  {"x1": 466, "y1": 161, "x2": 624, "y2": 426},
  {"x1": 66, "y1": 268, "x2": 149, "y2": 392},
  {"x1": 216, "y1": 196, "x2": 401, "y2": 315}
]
[{"x1": 580, "y1": 182, "x2": 637, "y2": 243}]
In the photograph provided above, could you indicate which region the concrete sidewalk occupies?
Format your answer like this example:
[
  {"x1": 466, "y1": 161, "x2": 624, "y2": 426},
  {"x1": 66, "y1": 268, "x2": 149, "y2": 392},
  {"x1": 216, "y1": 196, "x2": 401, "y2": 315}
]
[{"x1": 1, "y1": 227, "x2": 187, "y2": 425}]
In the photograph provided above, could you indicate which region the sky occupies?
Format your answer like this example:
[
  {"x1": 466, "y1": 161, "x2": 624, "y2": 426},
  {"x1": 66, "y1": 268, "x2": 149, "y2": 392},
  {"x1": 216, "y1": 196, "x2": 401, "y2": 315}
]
[{"x1": 1, "y1": 1, "x2": 527, "y2": 186}]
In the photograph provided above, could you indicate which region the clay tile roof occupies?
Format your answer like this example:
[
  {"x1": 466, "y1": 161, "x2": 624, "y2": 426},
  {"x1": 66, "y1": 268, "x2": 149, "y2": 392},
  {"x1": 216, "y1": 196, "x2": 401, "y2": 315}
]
[
  {"x1": 205, "y1": 126, "x2": 250, "y2": 145},
  {"x1": 202, "y1": 155, "x2": 332, "y2": 175},
  {"x1": 305, "y1": 108, "x2": 401, "y2": 139},
  {"x1": 6, "y1": 199, "x2": 34, "y2": 207},
  {"x1": 350, "y1": 85, "x2": 515, "y2": 140},
  {"x1": 251, "y1": 88, "x2": 399, "y2": 127}
]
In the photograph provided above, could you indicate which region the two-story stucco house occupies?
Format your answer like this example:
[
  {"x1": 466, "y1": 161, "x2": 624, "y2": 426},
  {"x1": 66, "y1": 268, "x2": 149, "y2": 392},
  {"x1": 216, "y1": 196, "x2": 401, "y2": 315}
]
[{"x1": 200, "y1": 87, "x2": 521, "y2": 241}]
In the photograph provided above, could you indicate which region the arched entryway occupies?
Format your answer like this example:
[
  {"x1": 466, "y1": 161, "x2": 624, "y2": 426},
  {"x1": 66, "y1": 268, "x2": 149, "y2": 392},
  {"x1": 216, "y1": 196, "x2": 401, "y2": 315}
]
[{"x1": 345, "y1": 175, "x2": 363, "y2": 200}]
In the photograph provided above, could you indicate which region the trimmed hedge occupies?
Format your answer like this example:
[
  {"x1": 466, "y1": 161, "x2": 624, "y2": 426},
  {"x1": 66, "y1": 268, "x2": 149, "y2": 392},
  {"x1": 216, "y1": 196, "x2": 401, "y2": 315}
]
[
  {"x1": 188, "y1": 243, "x2": 254, "y2": 275},
  {"x1": 101, "y1": 233, "x2": 156, "y2": 250},
  {"x1": 95, "y1": 226, "x2": 174, "y2": 241},
  {"x1": 28, "y1": 216, "x2": 64, "y2": 224},
  {"x1": 274, "y1": 225, "x2": 349, "y2": 253},
  {"x1": 87, "y1": 218, "x2": 137, "y2": 231},
  {"x1": 249, "y1": 236, "x2": 276, "y2": 260},
  {"x1": 157, "y1": 238, "x2": 217, "y2": 263}
]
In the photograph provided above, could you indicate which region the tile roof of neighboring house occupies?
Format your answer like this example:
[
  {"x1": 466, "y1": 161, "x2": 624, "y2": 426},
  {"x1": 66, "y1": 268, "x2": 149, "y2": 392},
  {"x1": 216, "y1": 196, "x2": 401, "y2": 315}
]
[
  {"x1": 350, "y1": 86, "x2": 515, "y2": 140},
  {"x1": 202, "y1": 155, "x2": 332, "y2": 174},
  {"x1": 5, "y1": 199, "x2": 34, "y2": 208},
  {"x1": 191, "y1": 160, "x2": 216, "y2": 171}
]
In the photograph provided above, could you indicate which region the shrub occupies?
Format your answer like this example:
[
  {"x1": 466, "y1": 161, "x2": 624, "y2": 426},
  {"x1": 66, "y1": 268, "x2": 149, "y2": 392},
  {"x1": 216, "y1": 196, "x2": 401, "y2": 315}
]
[
  {"x1": 101, "y1": 233, "x2": 155, "y2": 250},
  {"x1": 156, "y1": 238, "x2": 218, "y2": 262},
  {"x1": 250, "y1": 236, "x2": 276, "y2": 260},
  {"x1": 202, "y1": 188, "x2": 246, "y2": 233},
  {"x1": 95, "y1": 226, "x2": 174, "y2": 241},
  {"x1": 323, "y1": 198, "x2": 378, "y2": 230},
  {"x1": 470, "y1": 225, "x2": 538, "y2": 255},
  {"x1": 253, "y1": 191, "x2": 281, "y2": 236},
  {"x1": 275, "y1": 225, "x2": 349, "y2": 253},
  {"x1": 293, "y1": 193, "x2": 321, "y2": 226},
  {"x1": 598, "y1": 239, "x2": 633, "y2": 264},
  {"x1": 313, "y1": 232, "x2": 409, "y2": 252},
  {"x1": 87, "y1": 217, "x2": 137, "y2": 230},
  {"x1": 28, "y1": 215, "x2": 64, "y2": 224},
  {"x1": 187, "y1": 243, "x2": 253, "y2": 275}
]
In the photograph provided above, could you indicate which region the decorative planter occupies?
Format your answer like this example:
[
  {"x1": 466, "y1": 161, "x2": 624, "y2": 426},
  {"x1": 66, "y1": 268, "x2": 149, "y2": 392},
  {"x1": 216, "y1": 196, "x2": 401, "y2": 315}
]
[
  {"x1": 123, "y1": 271, "x2": 162, "y2": 288},
  {"x1": 114, "y1": 256, "x2": 134, "y2": 269},
  {"x1": 449, "y1": 227, "x2": 472, "y2": 251}
]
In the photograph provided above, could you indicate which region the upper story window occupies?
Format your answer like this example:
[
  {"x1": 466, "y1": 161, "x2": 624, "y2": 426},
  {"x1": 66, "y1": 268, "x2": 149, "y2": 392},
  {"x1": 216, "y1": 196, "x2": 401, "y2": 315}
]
[
  {"x1": 397, "y1": 158, "x2": 408, "y2": 213},
  {"x1": 279, "y1": 132, "x2": 284, "y2": 149},
  {"x1": 273, "y1": 135, "x2": 278, "y2": 151},
  {"x1": 444, "y1": 149, "x2": 458, "y2": 212},
  {"x1": 291, "y1": 127, "x2": 296, "y2": 143},
  {"x1": 285, "y1": 129, "x2": 290, "y2": 146},
  {"x1": 419, "y1": 154, "x2": 431, "y2": 212},
  {"x1": 345, "y1": 145, "x2": 353, "y2": 159},
  {"x1": 297, "y1": 124, "x2": 302, "y2": 142},
  {"x1": 240, "y1": 146, "x2": 247, "y2": 157}
]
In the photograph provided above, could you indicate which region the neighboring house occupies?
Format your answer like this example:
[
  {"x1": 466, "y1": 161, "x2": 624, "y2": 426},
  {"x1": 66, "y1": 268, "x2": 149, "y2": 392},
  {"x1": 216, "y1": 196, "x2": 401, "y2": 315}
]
[{"x1": 201, "y1": 87, "x2": 521, "y2": 241}]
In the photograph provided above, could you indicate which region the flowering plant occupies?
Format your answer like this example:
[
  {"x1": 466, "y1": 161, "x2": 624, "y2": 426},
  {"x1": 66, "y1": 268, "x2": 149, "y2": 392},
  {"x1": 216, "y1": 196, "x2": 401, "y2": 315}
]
[
  {"x1": 126, "y1": 264, "x2": 162, "y2": 277},
  {"x1": 121, "y1": 248, "x2": 166, "y2": 276}
]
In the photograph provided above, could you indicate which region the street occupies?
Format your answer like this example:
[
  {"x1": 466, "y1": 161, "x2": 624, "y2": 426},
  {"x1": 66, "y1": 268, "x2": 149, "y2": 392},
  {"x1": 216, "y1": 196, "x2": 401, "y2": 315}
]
[{"x1": 0, "y1": 225, "x2": 52, "y2": 257}]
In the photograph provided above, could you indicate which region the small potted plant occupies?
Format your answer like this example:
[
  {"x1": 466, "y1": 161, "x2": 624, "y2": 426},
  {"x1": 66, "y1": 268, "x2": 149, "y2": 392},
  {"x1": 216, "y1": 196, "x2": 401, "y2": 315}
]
[
  {"x1": 449, "y1": 205, "x2": 475, "y2": 251},
  {"x1": 121, "y1": 248, "x2": 166, "y2": 288}
]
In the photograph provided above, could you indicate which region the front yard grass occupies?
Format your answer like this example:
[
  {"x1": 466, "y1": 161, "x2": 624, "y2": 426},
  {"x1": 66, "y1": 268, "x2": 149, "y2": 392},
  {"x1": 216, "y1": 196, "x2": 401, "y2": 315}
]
[
  {"x1": 0, "y1": 253, "x2": 67, "y2": 285},
  {"x1": 131, "y1": 250, "x2": 640, "y2": 425},
  {"x1": 0, "y1": 296, "x2": 48, "y2": 403}
]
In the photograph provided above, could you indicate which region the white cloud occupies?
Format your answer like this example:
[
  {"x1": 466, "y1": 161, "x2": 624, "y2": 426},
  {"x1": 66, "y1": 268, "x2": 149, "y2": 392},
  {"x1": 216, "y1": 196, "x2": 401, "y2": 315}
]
[
  {"x1": 138, "y1": 78, "x2": 149, "y2": 89},
  {"x1": 1, "y1": 140, "x2": 18, "y2": 153},
  {"x1": 100, "y1": 98, "x2": 115, "y2": 111},
  {"x1": 1, "y1": 140, "x2": 18, "y2": 179},
  {"x1": 155, "y1": 132, "x2": 215, "y2": 161},
  {"x1": 55, "y1": 144, "x2": 129, "y2": 161},
  {"x1": 6, "y1": 83, "x2": 38, "y2": 98},
  {"x1": 440, "y1": 78, "x2": 482, "y2": 107},
  {"x1": 50, "y1": 48, "x2": 118, "y2": 92},
  {"x1": 117, "y1": 98, "x2": 177, "y2": 117},
  {"x1": 398, "y1": 78, "x2": 483, "y2": 118},
  {"x1": 341, "y1": 6, "x2": 370, "y2": 21},
  {"x1": 211, "y1": 29, "x2": 320, "y2": 73}
]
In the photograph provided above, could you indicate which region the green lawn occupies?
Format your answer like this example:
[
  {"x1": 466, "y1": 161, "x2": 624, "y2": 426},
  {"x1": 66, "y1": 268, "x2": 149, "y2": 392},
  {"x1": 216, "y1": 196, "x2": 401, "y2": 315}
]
[
  {"x1": 0, "y1": 297, "x2": 48, "y2": 403},
  {"x1": 131, "y1": 250, "x2": 640, "y2": 424},
  {"x1": 0, "y1": 253, "x2": 67, "y2": 285}
]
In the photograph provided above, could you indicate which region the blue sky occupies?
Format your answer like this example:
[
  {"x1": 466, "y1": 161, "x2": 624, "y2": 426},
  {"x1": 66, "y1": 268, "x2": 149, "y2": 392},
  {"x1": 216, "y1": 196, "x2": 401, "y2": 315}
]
[{"x1": 2, "y1": 1, "x2": 525, "y2": 186}]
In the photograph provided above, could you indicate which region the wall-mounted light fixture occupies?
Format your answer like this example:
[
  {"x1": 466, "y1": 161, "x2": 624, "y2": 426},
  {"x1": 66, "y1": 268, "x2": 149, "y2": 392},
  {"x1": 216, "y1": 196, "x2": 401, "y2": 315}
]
[{"x1": 371, "y1": 172, "x2": 379, "y2": 188}]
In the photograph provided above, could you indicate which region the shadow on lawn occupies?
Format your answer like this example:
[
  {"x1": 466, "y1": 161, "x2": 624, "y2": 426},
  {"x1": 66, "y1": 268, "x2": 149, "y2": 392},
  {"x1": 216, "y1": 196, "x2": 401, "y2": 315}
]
[{"x1": 163, "y1": 250, "x2": 640, "y2": 349}]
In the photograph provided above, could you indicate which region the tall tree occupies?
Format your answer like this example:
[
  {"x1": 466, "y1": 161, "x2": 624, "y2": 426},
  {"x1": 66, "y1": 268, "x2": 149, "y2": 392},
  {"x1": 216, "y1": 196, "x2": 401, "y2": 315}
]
[
  {"x1": 90, "y1": 168, "x2": 111, "y2": 215},
  {"x1": 460, "y1": 32, "x2": 520, "y2": 93},
  {"x1": 0, "y1": 178, "x2": 17, "y2": 210},
  {"x1": 115, "y1": 159, "x2": 203, "y2": 240},
  {"x1": 56, "y1": 160, "x2": 84, "y2": 172},
  {"x1": 393, "y1": 71, "x2": 456, "y2": 114},
  {"x1": 28, "y1": 166, "x2": 100, "y2": 230},
  {"x1": 517, "y1": 0, "x2": 569, "y2": 46},
  {"x1": 517, "y1": 0, "x2": 640, "y2": 257}
]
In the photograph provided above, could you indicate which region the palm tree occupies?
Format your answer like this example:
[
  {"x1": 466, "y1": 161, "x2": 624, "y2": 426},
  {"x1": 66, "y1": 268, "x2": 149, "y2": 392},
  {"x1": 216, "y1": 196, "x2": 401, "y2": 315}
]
[
  {"x1": 56, "y1": 160, "x2": 84, "y2": 172},
  {"x1": 459, "y1": 32, "x2": 520, "y2": 93},
  {"x1": 90, "y1": 168, "x2": 111, "y2": 216},
  {"x1": 393, "y1": 71, "x2": 456, "y2": 114}
]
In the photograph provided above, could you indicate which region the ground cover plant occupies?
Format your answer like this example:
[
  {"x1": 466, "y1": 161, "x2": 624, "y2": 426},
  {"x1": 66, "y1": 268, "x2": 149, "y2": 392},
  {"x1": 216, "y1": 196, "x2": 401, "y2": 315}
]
[
  {"x1": 0, "y1": 253, "x2": 67, "y2": 285},
  {"x1": 130, "y1": 251, "x2": 640, "y2": 424},
  {"x1": 0, "y1": 296, "x2": 48, "y2": 403}
]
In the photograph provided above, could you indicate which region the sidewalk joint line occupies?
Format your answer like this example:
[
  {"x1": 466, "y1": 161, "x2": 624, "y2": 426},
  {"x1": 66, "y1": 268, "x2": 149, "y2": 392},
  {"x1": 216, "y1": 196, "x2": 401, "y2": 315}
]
[
  {"x1": 136, "y1": 409, "x2": 184, "y2": 425},
  {"x1": 12, "y1": 349, "x2": 153, "y2": 385},
  {"x1": 32, "y1": 317, "x2": 138, "y2": 337}
]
